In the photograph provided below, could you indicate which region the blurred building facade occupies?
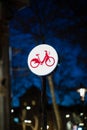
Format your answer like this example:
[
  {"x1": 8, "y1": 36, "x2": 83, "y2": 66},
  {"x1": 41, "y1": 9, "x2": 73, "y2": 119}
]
[{"x1": 0, "y1": 1, "x2": 12, "y2": 130}]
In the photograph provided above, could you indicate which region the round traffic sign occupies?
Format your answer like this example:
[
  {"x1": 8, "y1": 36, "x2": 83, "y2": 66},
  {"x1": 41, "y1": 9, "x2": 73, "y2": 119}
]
[{"x1": 27, "y1": 44, "x2": 58, "y2": 76}]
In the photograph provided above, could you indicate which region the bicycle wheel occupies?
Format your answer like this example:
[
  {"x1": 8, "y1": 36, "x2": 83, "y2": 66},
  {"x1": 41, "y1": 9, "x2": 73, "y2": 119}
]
[
  {"x1": 30, "y1": 59, "x2": 39, "y2": 68},
  {"x1": 46, "y1": 57, "x2": 55, "y2": 67}
]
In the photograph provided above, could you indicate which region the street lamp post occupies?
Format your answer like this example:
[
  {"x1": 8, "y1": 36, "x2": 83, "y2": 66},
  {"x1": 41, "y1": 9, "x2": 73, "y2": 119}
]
[{"x1": 77, "y1": 87, "x2": 87, "y2": 129}]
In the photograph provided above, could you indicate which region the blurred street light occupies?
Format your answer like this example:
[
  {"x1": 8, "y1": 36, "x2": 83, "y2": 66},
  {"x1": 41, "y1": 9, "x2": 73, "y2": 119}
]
[{"x1": 77, "y1": 88, "x2": 87, "y2": 101}]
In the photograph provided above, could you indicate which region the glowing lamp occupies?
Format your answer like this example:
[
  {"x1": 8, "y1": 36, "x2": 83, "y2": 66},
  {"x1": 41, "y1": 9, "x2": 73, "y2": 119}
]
[{"x1": 77, "y1": 88, "x2": 87, "y2": 101}]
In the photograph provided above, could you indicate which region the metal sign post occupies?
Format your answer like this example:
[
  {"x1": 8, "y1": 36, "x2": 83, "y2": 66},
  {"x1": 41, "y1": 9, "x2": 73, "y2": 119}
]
[
  {"x1": 41, "y1": 76, "x2": 47, "y2": 130},
  {"x1": 27, "y1": 44, "x2": 58, "y2": 130}
]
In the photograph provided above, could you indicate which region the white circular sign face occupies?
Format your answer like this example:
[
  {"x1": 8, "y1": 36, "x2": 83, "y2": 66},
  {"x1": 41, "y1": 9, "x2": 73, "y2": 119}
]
[{"x1": 27, "y1": 44, "x2": 58, "y2": 76}]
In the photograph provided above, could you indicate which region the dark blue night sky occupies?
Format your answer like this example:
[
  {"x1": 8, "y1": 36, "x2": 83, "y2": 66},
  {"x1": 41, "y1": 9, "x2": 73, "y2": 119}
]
[{"x1": 9, "y1": 0, "x2": 87, "y2": 107}]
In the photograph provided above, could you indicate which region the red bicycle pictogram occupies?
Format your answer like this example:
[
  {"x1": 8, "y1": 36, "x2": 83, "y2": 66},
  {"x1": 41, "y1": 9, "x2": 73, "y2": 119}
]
[{"x1": 30, "y1": 50, "x2": 55, "y2": 68}]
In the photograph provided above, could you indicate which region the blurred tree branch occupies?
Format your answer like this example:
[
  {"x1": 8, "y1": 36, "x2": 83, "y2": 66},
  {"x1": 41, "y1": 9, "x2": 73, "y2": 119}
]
[{"x1": 47, "y1": 74, "x2": 63, "y2": 130}]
